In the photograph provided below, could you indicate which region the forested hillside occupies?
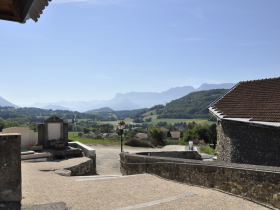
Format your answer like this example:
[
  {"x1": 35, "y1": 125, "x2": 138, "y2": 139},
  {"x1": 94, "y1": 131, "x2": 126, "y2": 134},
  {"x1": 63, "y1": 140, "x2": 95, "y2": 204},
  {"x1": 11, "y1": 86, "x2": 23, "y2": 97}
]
[{"x1": 156, "y1": 89, "x2": 228, "y2": 119}]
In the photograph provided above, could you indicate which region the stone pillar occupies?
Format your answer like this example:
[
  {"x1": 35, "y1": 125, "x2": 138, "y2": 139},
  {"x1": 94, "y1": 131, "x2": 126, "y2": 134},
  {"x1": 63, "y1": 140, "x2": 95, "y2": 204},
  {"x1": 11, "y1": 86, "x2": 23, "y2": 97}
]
[
  {"x1": 63, "y1": 123, "x2": 68, "y2": 146},
  {"x1": 0, "y1": 134, "x2": 21, "y2": 202},
  {"x1": 37, "y1": 123, "x2": 45, "y2": 147}
]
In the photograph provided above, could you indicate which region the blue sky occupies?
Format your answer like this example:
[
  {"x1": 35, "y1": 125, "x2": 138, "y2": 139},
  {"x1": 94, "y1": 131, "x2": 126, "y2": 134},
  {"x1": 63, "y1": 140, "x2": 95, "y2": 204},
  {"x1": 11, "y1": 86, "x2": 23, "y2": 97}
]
[{"x1": 1, "y1": 0, "x2": 280, "y2": 106}]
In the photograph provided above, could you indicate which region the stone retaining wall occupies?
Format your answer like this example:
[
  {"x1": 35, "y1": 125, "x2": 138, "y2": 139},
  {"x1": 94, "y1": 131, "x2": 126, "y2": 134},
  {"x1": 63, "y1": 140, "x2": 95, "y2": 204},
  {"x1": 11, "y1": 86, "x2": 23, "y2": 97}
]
[
  {"x1": 120, "y1": 152, "x2": 280, "y2": 208},
  {"x1": 136, "y1": 151, "x2": 202, "y2": 160},
  {"x1": 68, "y1": 142, "x2": 96, "y2": 174},
  {"x1": 64, "y1": 158, "x2": 94, "y2": 176},
  {"x1": 0, "y1": 134, "x2": 21, "y2": 202}
]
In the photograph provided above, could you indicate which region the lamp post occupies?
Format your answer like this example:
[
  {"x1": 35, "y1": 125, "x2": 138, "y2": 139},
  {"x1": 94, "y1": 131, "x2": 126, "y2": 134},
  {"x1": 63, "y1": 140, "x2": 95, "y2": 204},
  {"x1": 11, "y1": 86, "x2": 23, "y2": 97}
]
[{"x1": 118, "y1": 121, "x2": 125, "y2": 152}]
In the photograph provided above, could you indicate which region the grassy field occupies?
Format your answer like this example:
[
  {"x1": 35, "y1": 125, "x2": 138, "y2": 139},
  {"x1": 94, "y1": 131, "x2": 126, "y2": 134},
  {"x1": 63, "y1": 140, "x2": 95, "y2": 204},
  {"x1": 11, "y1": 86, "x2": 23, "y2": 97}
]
[{"x1": 68, "y1": 132, "x2": 121, "y2": 145}]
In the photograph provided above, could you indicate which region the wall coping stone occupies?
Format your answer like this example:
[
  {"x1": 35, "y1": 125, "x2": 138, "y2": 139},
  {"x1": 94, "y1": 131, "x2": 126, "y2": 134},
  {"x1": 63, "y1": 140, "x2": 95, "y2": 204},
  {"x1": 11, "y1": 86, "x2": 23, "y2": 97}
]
[
  {"x1": 68, "y1": 142, "x2": 95, "y2": 158},
  {"x1": 122, "y1": 153, "x2": 280, "y2": 174}
]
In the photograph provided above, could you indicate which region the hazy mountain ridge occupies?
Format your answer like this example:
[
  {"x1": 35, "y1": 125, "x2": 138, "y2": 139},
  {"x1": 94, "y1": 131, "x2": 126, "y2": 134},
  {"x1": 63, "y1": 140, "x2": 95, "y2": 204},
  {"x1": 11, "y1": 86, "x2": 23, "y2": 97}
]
[
  {"x1": 0, "y1": 96, "x2": 19, "y2": 108},
  {"x1": 0, "y1": 83, "x2": 236, "y2": 112},
  {"x1": 41, "y1": 105, "x2": 72, "y2": 111}
]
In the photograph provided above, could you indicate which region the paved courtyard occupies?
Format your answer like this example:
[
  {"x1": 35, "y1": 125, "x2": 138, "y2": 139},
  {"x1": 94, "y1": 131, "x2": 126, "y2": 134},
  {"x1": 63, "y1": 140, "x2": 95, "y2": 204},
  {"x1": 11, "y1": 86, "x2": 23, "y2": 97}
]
[{"x1": 20, "y1": 145, "x2": 273, "y2": 210}]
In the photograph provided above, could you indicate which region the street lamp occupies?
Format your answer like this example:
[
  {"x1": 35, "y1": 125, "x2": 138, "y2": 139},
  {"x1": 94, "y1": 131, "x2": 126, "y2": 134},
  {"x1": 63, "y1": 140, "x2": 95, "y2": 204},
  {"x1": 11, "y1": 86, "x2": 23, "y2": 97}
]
[{"x1": 118, "y1": 121, "x2": 125, "y2": 152}]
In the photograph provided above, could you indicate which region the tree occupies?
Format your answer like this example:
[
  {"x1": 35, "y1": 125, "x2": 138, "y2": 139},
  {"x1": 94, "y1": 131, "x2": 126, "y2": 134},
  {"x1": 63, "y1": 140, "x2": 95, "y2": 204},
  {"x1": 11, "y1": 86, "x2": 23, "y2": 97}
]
[
  {"x1": 182, "y1": 129, "x2": 199, "y2": 142},
  {"x1": 29, "y1": 122, "x2": 37, "y2": 132},
  {"x1": 84, "y1": 127, "x2": 91, "y2": 134},
  {"x1": 148, "y1": 127, "x2": 166, "y2": 147}
]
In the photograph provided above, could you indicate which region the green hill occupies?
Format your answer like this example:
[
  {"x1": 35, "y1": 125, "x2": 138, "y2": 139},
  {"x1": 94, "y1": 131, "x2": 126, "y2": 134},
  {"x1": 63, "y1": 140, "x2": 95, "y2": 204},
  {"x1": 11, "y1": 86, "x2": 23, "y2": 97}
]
[{"x1": 156, "y1": 89, "x2": 228, "y2": 119}]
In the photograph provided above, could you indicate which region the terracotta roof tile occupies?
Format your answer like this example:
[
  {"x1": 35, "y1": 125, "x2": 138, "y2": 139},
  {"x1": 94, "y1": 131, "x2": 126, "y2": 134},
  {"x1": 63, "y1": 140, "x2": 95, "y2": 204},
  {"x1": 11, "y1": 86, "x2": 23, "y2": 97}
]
[{"x1": 211, "y1": 77, "x2": 280, "y2": 122}]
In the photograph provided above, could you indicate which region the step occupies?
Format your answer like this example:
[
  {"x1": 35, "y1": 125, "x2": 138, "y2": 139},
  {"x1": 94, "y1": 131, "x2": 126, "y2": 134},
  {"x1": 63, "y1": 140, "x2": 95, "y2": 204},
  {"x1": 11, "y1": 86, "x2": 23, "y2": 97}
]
[
  {"x1": 21, "y1": 152, "x2": 52, "y2": 160},
  {"x1": 21, "y1": 151, "x2": 35, "y2": 155}
]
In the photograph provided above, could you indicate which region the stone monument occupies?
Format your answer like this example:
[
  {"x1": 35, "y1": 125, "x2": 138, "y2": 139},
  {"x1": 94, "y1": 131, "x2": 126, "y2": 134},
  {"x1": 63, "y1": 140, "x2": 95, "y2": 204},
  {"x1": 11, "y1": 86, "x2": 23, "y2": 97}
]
[{"x1": 37, "y1": 114, "x2": 68, "y2": 149}]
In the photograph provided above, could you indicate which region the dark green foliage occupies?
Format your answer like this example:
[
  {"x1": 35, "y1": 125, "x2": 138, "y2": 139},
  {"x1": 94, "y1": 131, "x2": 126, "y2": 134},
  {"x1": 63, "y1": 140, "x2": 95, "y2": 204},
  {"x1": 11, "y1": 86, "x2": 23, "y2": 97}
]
[
  {"x1": 149, "y1": 105, "x2": 164, "y2": 111},
  {"x1": 157, "y1": 89, "x2": 228, "y2": 119},
  {"x1": 182, "y1": 122, "x2": 217, "y2": 144},
  {"x1": 124, "y1": 138, "x2": 153, "y2": 148},
  {"x1": 83, "y1": 127, "x2": 91, "y2": 134},
  {"x1": 99, "y1": 123, "x2": 114, "y2": 133},
  {"x1": 129, "y1": 109, "x2": 148, "y2": 119},
  {"x1": 133, "y1": 118, "x2": 144, "y2": 123},
  {"x1": 148, "y1": 127, "x2": 166, "y2": 147},
  {"x1": 145, "y1": 117, "x2": 152, "y2": 122}
]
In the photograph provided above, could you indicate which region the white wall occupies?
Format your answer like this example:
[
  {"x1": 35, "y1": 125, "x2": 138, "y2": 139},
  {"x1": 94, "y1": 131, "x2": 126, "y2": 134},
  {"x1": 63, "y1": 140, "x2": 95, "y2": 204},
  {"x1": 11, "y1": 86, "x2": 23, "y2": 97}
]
[
  {"x1": 1, "y1": 127, "x2": 38, "y2": 150},
  {"x1": 47, "y1": 123, "x2": 61, "y2": 140}
]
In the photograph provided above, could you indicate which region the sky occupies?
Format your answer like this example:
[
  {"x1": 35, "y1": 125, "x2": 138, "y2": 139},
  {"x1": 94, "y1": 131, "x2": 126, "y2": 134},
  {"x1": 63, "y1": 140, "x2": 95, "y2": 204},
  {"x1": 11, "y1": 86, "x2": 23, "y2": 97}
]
[{"x1": 1, "y1": 0, "x2": 280, "y2": 106}]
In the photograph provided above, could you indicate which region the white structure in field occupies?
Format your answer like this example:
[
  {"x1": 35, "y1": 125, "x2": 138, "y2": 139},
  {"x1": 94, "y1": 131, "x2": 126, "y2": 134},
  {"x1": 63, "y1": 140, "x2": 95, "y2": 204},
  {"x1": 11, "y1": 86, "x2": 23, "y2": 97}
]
[{"x1": 1, "y1": 127, "x2": 38, "y2": 150}]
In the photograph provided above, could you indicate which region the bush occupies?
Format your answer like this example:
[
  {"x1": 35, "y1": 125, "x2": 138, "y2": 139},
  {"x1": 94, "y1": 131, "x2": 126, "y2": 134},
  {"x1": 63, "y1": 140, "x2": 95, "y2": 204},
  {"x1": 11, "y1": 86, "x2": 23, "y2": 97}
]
[
  {"x1": 125, "y1": 138, "x2": 153, "y2": 148},
  {"x1": 200, "y1": 145, "x2": 214, "y2": 155},
  {"x1": 148, "y1": 127, "x2": 166, "y2": 147},
  {"x1": 78, "y1": 132, "x2": 83, "y2": 137},
  {"x1": 165, "y1": 140, "x2": 180, "y2": 145}
]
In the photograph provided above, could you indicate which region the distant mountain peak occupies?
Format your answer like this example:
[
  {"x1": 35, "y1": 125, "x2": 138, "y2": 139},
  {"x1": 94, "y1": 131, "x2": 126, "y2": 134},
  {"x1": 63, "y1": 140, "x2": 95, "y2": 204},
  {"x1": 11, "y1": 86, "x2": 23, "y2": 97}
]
[{"x1": 0, "y1": 96, "x2": 19, "y2": 108}]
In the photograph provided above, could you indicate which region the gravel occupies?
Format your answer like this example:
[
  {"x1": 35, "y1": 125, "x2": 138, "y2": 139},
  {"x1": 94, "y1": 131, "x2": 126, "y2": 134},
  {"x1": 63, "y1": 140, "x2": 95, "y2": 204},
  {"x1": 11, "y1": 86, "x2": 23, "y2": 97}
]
[{"x1": 21, "y1": 154, "x2": 271, "y2": 210}]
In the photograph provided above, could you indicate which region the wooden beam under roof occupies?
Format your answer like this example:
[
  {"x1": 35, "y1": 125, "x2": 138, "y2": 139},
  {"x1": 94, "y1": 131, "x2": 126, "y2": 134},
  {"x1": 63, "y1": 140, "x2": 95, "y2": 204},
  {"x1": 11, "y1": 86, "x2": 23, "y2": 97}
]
[{"x1": 0, "y1": 0, "x2": 51, "y2": 23}]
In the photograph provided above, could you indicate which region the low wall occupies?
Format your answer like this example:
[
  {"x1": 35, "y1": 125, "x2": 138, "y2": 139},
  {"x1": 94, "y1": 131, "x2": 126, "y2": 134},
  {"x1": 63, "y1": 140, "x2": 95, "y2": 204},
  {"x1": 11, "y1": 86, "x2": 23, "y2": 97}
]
[
  {"x1": 1, "y1": 127, "x2": 38, "y2": 150},
  {"x1": 64, "y1": 158, "x2": 94, "y2": 176},
  {"x1": 68, "y1": 142, "x2": 96, "y2": 174},
  {"x1": 136, "y1": 151, "x2": 202, "y2": 160},
  {"x1": 0, "y1": 134, "x2": 21, "y2": 202},
  {"x1": 120, "y1": 152, "x2": 280, "y2": 208}
]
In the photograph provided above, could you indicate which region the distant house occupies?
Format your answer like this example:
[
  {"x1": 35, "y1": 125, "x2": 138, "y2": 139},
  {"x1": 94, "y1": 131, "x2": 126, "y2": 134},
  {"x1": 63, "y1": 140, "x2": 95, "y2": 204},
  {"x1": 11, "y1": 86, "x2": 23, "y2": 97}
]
[
  {"x1": 102, "y1": 133, "x2": 118, "y2": 138},
  {"x1": 169, "y1": 131, "x2": 180, "y2": 140},
  {"x1": 208, "y1": 77, "x2": 280, "y2": 167},
  {"x1": 109, "y1": 133, "x2": 118, "y2": 138},
  {"x1": 90, "y1": 131, "x2": 102, "y2": 137},
  {"x1": 135, "y1": 133, "x2": 150, "y2": 140}
]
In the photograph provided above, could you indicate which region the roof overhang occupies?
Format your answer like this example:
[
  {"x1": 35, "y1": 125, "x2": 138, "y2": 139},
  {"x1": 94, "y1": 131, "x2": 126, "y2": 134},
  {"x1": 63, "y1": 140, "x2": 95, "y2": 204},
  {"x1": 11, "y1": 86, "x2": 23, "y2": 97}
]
[
  {"x1": 0, "y1": 0, "x2": 51, "y2": 23},
  {"x1": 209, "y1": 107, "x2": 280, "y2": 129}
]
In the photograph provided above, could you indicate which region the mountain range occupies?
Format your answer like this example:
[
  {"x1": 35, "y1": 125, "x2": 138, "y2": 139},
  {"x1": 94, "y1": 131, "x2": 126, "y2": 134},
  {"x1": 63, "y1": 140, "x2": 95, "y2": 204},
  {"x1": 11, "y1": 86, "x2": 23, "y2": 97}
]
[
  {"x1": 0, "y1": 96, "x2": 19, "y2": 108},
  {"x1": 0, "y1": 83, "x2": 236, "y2": 112}
]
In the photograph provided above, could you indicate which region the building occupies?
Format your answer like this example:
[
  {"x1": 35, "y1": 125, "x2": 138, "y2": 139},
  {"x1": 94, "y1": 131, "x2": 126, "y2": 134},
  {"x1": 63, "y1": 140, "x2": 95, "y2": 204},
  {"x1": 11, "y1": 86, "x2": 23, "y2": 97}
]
[
  {"x1": 135, "y1": 133, "x2": 150, "y2": 140},
  {"x1": 0, "y1": 0, "x2": 51, "y2": 23},
  {"x1": 169, "y1": 131, "x2": 180, "y2": 140},
  {"x1": 208, "y1": 77, "x2": 280, "y2": 167}
]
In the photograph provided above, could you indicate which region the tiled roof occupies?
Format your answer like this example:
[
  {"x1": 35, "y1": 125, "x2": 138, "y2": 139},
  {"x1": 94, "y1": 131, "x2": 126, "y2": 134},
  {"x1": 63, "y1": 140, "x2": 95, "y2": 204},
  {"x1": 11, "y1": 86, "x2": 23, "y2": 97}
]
[
  {"x1": 136, "y1": 133, "x2": 148, "y2": 139},
  {"x1": 210, "y1": 77, "x2": 280, "y2": 122},
  {"x1": 170, "y1": 131, "x2": 180, "y2": 138},
  {"x1": 0, "y1": 0, "x2": 51, "y2": 23}
]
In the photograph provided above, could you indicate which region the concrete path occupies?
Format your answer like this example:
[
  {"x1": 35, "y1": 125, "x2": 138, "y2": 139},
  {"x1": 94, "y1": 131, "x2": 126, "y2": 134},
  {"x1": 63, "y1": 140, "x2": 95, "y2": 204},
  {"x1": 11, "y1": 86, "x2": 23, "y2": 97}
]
[{"x1": 88, "y1": 144, "x2": 212, "y2": 175}]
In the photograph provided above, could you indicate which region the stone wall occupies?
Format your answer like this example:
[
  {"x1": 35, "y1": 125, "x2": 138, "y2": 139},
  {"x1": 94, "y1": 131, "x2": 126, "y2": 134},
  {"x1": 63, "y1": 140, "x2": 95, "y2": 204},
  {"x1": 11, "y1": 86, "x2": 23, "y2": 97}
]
[
  {"x1": 64, "y1": 158, "x2": 95, "y2": 176},
  {"x1": 0, "y1": 134, "x2": 21, "y2": 202},
  {"x1": 217, "y1": 120, "x2": 280, "y2": 166},
  {"x1": 120, "y1": 152, "x2": 280, "y2": 208},
  {"x1": 136, "y1": 151, "x2": 202, "y2": 160},
  {"x1": 1, "y1": 127, "x2": 38, "y2": 150},
  {"x1": 68, "y1": 142, "x2": 96, "y2": 174}
]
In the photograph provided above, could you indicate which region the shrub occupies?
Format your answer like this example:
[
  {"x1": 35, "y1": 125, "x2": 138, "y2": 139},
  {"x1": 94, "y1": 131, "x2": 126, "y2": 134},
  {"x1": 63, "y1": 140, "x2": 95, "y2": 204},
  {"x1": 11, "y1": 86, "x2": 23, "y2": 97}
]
[
  {"x1": 125, "y1": 138, "x2": 153, "y2": 148},
  {"x1": 200, "y1": 145, "x2": 214, "y2": 155},
  {"x1": 148, "y1": 127, "x2": 166, "y2": 147},
  {"x1": 78, "y1": 132, "x2": 83, "y2": 137}
]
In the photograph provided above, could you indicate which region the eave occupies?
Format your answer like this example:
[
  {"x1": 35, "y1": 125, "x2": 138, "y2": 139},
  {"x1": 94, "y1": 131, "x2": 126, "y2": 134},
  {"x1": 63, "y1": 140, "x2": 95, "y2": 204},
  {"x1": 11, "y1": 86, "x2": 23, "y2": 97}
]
[{"x1": 0, "y1": 0, "x2": 51, "y2": 23}]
